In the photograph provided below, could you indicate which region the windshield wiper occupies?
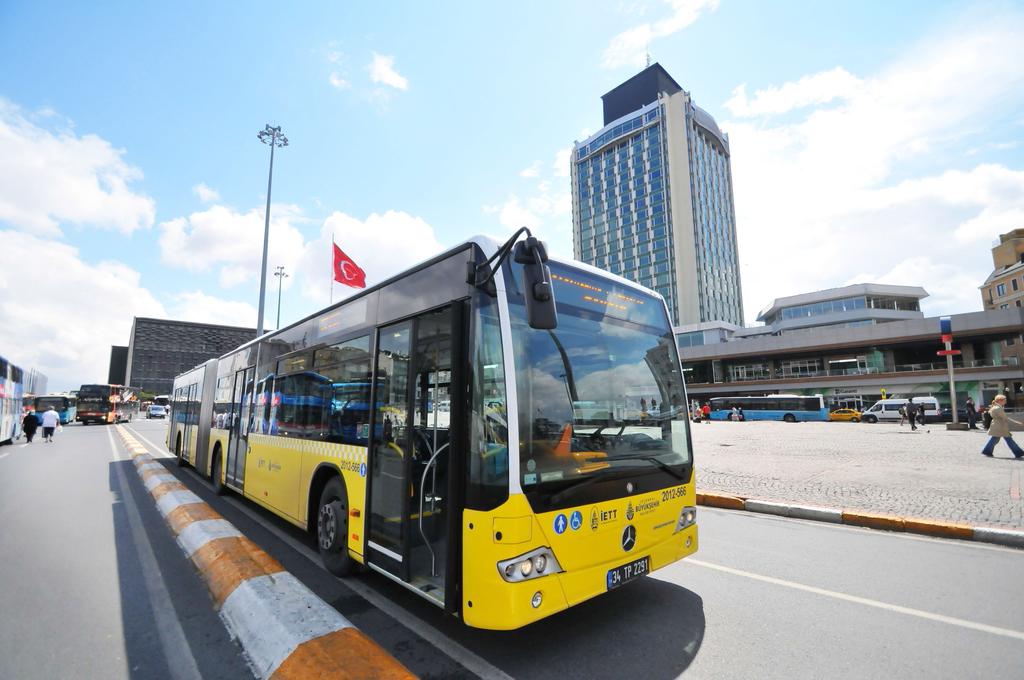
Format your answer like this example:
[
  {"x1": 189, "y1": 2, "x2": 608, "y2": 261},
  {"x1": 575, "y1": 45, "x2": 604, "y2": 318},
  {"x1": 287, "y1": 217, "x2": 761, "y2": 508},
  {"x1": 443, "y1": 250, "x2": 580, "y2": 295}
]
[
  {"x1": 546, "y1": 467, "x2": 635, "y2": 507},
  {"x1": 612, "y1": 453, "x2": 688, "y2": 481}
]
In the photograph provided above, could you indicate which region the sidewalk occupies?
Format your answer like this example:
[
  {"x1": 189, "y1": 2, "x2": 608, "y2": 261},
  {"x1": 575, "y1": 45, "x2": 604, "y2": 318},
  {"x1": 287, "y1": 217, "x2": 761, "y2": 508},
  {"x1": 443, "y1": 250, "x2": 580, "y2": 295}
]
[{"x1": 691, "y1": 421, "x2": 1023, "y2": 530}]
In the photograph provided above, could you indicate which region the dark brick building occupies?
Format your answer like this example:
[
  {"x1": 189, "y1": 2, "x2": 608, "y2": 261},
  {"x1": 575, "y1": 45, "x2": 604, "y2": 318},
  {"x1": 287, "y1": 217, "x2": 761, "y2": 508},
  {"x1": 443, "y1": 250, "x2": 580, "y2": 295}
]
[
  {"x1": 125, "y1": 318, "x2": 255, "y2": 395},
  {"x1": 108, "y1": 345, "x2": 128, "y2": 384}
]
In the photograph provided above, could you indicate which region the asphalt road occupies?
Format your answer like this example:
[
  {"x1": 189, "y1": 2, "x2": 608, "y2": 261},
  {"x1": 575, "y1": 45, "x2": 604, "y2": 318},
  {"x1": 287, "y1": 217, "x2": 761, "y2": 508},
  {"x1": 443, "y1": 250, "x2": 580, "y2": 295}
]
[{"x1": 2, "y1": 419, "x2": 1023, "y2": 679}]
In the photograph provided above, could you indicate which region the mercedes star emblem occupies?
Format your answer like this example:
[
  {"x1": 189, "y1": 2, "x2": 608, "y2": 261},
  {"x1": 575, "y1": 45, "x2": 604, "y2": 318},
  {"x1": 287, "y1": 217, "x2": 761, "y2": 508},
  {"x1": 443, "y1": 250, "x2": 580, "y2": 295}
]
[{"x1": 621, "y1": 525, "x2": 637, "y2": 552}]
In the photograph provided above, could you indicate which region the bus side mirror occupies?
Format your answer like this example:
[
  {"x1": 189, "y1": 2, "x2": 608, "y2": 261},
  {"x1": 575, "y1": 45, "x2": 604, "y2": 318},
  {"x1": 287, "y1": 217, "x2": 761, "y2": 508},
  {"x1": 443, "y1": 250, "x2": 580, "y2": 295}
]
[{"x1": 514, "y1": 237, "x2": 558, "y2": 330}]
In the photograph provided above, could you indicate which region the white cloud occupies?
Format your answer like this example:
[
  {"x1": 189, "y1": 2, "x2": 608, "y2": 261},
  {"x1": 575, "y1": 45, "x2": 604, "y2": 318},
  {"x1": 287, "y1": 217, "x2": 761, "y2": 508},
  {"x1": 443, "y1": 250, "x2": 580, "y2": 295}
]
[
  {"x1": 0, "y1": 99, "x2": 155, "y2": 235},
  {"x1": 368, "y1": 53, "x2": 408, "y2": 91},
  {"x1": 553, "y1": 147, "x2": 572, "y2": 178},
  {"x1": 724, "y1": 17, "x2": 1024, "y2": 323},
  {"x1": 519, "y1": 161, "x2": 542, "y2": 178},
  {"x1": 167, "y1": 291, "x2": 258, "y2": 329},
  {"x1": 192, "y1": 182, "x2": 220, "y2": 203},
  {"x1": 843, "y1": 257, "x2": 984, "y2": 319},
  {"x1": 0, "y1": 230, "x2": 165, "y2": 391},
  {"x1": 158, "y1": 203, "x2": 307, "y2": 288},
  {"x1": 484, "y1": 148, "x2": 574, "y2": 258},
  {"x1": 298, "y1": 210, "x2": 443, "y2": 303},
  {"x1": 602, "y1": 0, "x2": 719, "y2": 69},
  {"x1": 724, "y1": 67, "x2": 864, "y2": 117},
  {"x1": 324, "y1": 45, "x2": 350, "y2": 89}
]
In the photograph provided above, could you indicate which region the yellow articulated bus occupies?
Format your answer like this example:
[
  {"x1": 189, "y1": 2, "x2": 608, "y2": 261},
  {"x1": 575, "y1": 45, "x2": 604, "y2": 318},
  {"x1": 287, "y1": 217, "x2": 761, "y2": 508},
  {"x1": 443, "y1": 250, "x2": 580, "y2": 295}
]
[{"x1": 167, "y1": 230, "x2": 698, "y2": 630}]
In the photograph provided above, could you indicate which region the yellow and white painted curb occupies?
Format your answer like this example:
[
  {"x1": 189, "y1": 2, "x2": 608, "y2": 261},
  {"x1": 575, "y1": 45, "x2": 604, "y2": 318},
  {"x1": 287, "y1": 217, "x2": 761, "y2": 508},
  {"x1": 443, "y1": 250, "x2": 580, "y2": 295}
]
[
  {"x1": 115, "y1": 426, "x2": 416, "y2": 680},
  {"x1": 697, "y1": 490, "x2": 1024, "y2": 549}
]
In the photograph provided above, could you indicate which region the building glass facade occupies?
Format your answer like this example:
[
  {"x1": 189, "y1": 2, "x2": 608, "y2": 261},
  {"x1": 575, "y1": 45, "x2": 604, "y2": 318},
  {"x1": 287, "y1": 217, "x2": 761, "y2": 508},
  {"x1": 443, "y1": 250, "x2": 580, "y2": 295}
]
[{"x1": 572, "y1": 64, "x2": 743, "y2": 327}]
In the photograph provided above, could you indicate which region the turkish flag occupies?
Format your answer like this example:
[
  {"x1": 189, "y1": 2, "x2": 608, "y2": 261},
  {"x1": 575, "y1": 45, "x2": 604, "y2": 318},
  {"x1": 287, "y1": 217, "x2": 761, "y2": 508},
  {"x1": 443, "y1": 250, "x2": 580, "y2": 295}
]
[{"x1": 332, "y1": 243, "x2": 366, "y2": 289}]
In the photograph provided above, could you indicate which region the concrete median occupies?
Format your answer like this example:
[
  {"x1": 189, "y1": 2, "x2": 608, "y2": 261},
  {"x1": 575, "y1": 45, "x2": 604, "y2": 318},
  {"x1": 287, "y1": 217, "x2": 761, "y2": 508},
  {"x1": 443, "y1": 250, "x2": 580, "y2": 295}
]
[
  {"x1": 114, "y1": 426, "x2": 415, "y2": 680},
  {"x1": 697, "y1": 488, "x2": 1024, "y2": 550}
]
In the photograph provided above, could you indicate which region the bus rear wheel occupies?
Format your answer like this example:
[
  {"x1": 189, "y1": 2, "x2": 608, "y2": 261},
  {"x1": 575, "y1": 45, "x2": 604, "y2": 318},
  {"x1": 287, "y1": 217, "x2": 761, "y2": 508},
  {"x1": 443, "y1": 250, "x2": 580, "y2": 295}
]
[
  {"x1": 783, "y1": 414, "x2": 796, "y2": 423},
  {"x1": 175, "y1": 434, "x2": 186, "y2": 467},
  {"x1": 317, "y1": 477, "x2": 355, "y2": 577}
]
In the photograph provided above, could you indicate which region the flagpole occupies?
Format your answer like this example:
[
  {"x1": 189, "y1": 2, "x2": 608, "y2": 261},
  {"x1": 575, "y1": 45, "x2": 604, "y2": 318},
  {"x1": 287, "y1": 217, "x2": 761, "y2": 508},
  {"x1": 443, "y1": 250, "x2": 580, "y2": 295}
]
[{"x1": 329, "y1": 232, "x2": 334, "y2": 305}]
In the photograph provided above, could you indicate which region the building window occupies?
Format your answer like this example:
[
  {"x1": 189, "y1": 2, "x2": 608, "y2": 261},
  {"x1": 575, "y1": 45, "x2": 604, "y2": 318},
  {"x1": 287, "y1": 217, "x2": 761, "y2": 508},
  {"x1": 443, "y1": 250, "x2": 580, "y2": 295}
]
[
  {"x1": 996, "y1": 283, "x2": 1006, "y2": 296},
  {"x1": 1013, "y1": 278, "x2": 1019, "y2": 292}
]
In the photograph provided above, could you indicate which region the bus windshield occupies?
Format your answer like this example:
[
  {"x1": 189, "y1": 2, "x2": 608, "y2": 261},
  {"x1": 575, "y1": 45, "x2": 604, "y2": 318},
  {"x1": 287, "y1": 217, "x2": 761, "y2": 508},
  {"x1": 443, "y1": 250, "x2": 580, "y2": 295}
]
[
  {"x1": 35, "y1": 396, "x2": 69, "y2": 411},
  {"x1": 78, "y1": 384, "x2": 111, "y2": 410},
  {"x1": 505, "y1": 261, "x2": 692, "y2": 510}
]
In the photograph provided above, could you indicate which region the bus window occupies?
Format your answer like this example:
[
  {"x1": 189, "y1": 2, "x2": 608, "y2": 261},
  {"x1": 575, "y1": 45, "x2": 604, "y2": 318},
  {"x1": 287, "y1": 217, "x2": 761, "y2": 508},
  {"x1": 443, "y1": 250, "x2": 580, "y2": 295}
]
[
  {"x1": 468, "y1": 296, "x2": 508, "y2": 510},
  {"x1": 314, "y1": 335, "x2": 373, "y2": 445}
]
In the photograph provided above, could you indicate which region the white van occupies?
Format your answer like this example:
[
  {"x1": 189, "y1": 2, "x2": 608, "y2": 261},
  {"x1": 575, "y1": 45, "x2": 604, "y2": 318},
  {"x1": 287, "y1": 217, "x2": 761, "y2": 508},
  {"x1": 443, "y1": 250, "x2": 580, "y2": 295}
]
[{"x1": 861, "y1": 397, "x2": 940, "y2": 423}]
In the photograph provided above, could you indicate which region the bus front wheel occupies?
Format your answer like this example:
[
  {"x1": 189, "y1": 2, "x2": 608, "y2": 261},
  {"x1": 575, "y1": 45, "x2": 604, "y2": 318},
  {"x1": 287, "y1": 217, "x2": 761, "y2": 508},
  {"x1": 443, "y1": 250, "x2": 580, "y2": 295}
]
[
  {"x1": 783, "y1": 414, "x2": 797, "y2": 423},
  {"x1": 175, "y1": 434, "x2": 186, "y2": 467},
  {"x1": 317, "y1": 477, "x2": 355, "y2": 577}
]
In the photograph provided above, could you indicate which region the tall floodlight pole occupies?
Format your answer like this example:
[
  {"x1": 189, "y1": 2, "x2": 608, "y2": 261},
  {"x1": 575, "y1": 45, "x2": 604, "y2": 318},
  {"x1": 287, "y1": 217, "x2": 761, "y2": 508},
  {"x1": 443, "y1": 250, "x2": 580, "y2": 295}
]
[
  {"x1": 273, "y1": 265, "x2": 288, "y2": 330},
  {"x1": 256, "y1": 124, "x2": 289, "y2": 337}
]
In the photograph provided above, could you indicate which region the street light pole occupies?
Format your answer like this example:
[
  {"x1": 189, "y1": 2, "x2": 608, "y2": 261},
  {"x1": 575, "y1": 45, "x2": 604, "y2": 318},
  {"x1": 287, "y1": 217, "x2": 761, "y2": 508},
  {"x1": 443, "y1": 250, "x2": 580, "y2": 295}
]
[
  {"x1": 256, "y1": 124, "x2": 289, "y2": 338},
  {"x1": 273, "y1": 265, "x2": 288, "y2": 330}
]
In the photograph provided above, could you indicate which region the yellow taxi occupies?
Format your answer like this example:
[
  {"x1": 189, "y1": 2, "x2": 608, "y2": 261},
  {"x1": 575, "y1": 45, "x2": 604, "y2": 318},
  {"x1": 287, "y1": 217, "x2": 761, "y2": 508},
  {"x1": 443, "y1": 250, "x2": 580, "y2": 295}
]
[{"x1": 828, "y1": 408, "x2": 862, "y2": 422}]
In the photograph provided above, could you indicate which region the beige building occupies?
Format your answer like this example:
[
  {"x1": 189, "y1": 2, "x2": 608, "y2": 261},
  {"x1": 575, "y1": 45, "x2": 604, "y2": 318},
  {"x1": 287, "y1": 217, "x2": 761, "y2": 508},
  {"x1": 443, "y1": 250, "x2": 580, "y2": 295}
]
[{"x1": 980, "y1": 228, "x2": 1024, "y2": 405}]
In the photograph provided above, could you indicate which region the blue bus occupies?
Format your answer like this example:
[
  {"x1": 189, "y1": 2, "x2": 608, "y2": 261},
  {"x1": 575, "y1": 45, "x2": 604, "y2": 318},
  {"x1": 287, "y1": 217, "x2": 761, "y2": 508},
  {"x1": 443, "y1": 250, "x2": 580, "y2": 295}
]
[
  {"x1": 709, "y1": 394, "x2": 828, "y2": 422},
  {"x1": 34, "y1": 395, "x2": 77, "y2": 425}
]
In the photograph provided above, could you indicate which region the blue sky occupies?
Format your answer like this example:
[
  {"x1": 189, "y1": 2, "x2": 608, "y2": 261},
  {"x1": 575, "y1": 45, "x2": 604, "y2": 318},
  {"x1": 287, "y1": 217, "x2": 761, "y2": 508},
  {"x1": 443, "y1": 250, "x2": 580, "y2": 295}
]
[{"x1": 2, "y1": 0, "x2": 1023, "y2": 391}]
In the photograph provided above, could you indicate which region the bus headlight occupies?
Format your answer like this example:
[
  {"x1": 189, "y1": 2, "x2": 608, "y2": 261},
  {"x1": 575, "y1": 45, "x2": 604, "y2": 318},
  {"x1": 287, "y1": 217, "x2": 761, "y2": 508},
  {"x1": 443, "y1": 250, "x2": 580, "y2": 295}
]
[
  {"x1": 497, "y1": 547, "x2": 562, "y2": 583},
  {"x1": 674, "y1": 506, "x2": 697, "y2": 533}
]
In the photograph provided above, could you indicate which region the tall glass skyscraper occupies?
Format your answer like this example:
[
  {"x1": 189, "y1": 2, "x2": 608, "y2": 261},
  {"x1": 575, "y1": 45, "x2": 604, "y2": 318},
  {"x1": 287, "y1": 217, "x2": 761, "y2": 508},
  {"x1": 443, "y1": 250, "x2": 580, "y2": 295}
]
[{"x1": 571, "y1": 64, "x2": 744, "y2": 326}]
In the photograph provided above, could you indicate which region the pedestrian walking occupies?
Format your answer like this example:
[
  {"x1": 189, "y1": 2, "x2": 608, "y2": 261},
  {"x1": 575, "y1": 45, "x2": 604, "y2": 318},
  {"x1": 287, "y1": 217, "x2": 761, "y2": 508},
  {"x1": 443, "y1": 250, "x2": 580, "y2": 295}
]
[
  {"x1": 40, "y1": 406, "x2": 60, "y2": 443},
  {"x1": 737, "y1": 406, "x2": 745, "y2": 422},
  {"x1": 965, "y1": 397, "x2": 977, "y2": 429},
  {"x1": 906, "y1": 399, "x2": 918, "y2": 431},
  {"x1": 898, "y1": 405, "x2": 907, "y2": 426},
  {"x1": 980, "y1": 394, "x2": 1024, "y2": 458},
  {"x1": 730, "y1": 406, "x2": 739, "y2": 422},
  {"x1": 22, "y1": 411, "x2": 39, "y2": 443},
  {"x1": 701, "y1": 403, "x2": 711, "y2": 423}
]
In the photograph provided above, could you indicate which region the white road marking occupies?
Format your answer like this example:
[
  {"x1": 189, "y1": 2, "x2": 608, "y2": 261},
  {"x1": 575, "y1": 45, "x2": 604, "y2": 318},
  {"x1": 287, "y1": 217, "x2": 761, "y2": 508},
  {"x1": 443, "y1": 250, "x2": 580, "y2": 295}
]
[
  {"x1": 700, "y1": 506, "x2": 1023, "y2": 554},
  {"x1": 124, "y1": 424, "x2": 175, "y2": 458},
  {"x1": 219, "y1": 572, "x2": 349, "y2": 678},
  {"x1": 106, "y1": 427, "x2": 204, "y2": 680},
  {"x1": 0, "y1": 451, "x2": 11, "y2": 460},
  {"x1": 177, "y1": 519, "x2": 242, "y2": 558},
  {"x1": 685, "y1": 558, "x2": 1024, "y2": 642}
]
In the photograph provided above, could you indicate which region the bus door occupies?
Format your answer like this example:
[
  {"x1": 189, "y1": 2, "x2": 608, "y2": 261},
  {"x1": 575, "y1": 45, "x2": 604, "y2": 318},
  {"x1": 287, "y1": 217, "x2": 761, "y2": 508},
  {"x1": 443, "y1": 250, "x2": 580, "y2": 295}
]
[
  {"x1": 367, "y1": 305, "x2": 463, "y2": 608},
  {"x1": 226, "y1": 367, "x2": 256, "y2": 488},
  {"x1": 180, "y1": 383, "x2": 198, "y2": 464}
]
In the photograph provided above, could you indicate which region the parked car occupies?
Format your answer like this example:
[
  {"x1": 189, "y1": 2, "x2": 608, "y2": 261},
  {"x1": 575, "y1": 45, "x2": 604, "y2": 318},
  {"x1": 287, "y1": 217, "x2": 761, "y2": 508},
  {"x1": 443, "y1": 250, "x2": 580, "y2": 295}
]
[
  {"x1": 147, "y1": 404, "x2": 167, "y2": 419},
  {"x1": 937, "y1": 407, "x2": 971, "y2": 423},
  {"x1": 828, "y1": 408, "x2": 862, "y2": 422}
]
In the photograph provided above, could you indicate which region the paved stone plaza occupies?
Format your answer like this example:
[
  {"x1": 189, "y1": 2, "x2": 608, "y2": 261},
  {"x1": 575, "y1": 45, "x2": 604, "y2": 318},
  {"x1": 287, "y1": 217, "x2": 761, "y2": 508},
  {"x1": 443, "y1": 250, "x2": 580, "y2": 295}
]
[{"x1": 691, "y1": 420, "x2": 1024, "y2": 529}]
